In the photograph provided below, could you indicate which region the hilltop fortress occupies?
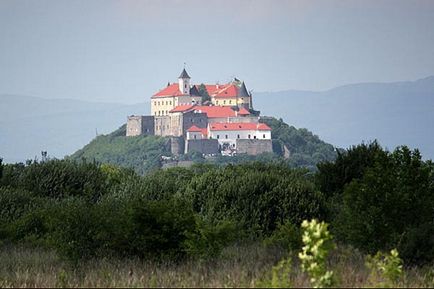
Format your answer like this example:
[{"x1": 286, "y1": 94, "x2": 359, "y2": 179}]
[{"x1": 126, "y1": 68, "x2": 272, "y2": 156}]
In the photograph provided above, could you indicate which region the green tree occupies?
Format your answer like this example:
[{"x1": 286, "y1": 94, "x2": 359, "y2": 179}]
[
  {"x1": 198, "y1": 83, "x2": 210, "y2": 102},
  {"x1": 336, "y1": 146, "x2": 434, "y2": 263},
  {"x1": 0, "y1": 158, "x2": 3, "y2": 180}
]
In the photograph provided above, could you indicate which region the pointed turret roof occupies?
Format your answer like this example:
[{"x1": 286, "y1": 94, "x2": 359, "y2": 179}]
[
  {"x1": 179, "y1": 68, "x2": 191, "y2": 79},
  {"x1": 238, "y1": 81, "x2": 249, "y2": 98}
]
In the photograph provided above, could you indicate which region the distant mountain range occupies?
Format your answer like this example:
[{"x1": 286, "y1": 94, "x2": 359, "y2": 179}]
[
  {"x1": 1, "y1": 76, "x2": 433, "y2": 163},
  {"x1": 255, "y1": 76, "x2": 434, "y2": 160},
  {"x1": 0, "y1": 95, "x2": 149, "y2": 163}
]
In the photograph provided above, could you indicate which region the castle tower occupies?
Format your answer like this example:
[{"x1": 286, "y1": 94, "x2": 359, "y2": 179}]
[{"x1": 178, "y1": 68, "x2": 191, "y2": 95}]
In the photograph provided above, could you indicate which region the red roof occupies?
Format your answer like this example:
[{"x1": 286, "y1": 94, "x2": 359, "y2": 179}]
[
  {"x1": 187, "y1": 125, "x2": 202, "y2": 132},
  {"x1": 201, "y1": 84, "x2": 239, "y2": 98},
  {"x1": 187, "y1": 125, "x2": 208, "y2": 137},
  {"x1": 153, "y1": 83, "x2": 187, "y2": 97},
  {"x1": 153, "y1": 82, "x2": 250, "y2": 99},
  {"x1": 238, "y1": 107, "x2": 250, "y2": 115},
  {"x1": 169, "y1": 104, "x2": 196, "y2": 113},
  {"x1": 193, "y1": 106, "x2": 236, "y2": 118},
  {"x1": 209, "y1": 122, "x2": 271, "y2": 131}
]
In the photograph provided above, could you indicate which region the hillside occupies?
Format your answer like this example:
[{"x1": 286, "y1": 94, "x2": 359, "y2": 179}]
[
  {"x1": 69, "y1": 117, "x2": 337, "y2": 174},
  {"x1": 255, "y1": 76, "x2": 434, "y2": 160},
  {"x1": 70, "y1": 125, "x2": 170, "y2": 175}
]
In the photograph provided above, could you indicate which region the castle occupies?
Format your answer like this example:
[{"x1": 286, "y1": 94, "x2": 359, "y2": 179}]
[{"x1": 126, "y1": 68, "x2": 273, "y2": 156}]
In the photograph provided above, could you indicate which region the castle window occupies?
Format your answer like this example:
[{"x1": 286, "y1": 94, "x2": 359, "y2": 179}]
[
  {"x1": 217, "y1": 135, "x2": 220, "y2": 139},
  {"x1": 237, "y1": 134, "x2": 240, "y2": 139},
  {"x1": 223, "y1": 100, "x2": 226, "y2": 104},
  {"x1": 216, "y1": 101, "x2": 219, "y2": 104},
  {"x1": 229, "y1": 100, "x2": 232, "y2": 104},
  {"x1": 194, "y1": 135, "x2": 197, "y2": 139},
  {"x1": 225, "y1": 135, "x2": 228, "y2": 139},
  {"x1": 263, "y1": 134, "x2": 266, "y2": 139},
  {"x1": 254, "y1": 136, "x2": 257, "y2": 139},
  {"x1": 248, "y1": 134, "x2": 251, "y2": 139}
]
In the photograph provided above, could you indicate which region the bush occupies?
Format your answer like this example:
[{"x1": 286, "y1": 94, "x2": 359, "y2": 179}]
[
  {"x1": 183, "y1": 218, "x2": 238, "y2": 259},
  {"x1": 184, "y1": 162, "x2": 324, "y2": 236},
  {"x1": 298, "y1": 219, "x2": 336, "y2": 288},
  {"x1": 263, "y1": 220, "x2": 301, "y2": 251},
  {"x1": 127, "y1": 198, "x2": 196, "y2": 259}
]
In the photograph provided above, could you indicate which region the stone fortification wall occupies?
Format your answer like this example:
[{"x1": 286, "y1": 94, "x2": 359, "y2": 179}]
[
  {"x1": 236, "y1": 139, "x2": 273, "y2": 155},
  {"x1": 170, "y1": 137, "x2": 185, "y2": 155},
  {"x1": 185, "y1": 139, "x2": 219, "y2": 155},
  {"x1": 126, "y1": 115, "x2": 155, "y2": 136},
  {"x1": 154, "y1": 116, "x2": 172, "y2": 136}
]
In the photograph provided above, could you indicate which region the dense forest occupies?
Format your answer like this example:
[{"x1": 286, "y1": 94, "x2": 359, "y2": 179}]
[
  {"x1": 1, "y1": 141, "x2": 433, "y2": 287},
  {"x1": 69, "y1": 117, "x2": 337, "y2": 174}
]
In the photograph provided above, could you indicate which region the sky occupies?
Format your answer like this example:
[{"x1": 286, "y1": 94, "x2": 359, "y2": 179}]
[{"x1": 1, "y1": 0, "x2": 434, "y2": 104}]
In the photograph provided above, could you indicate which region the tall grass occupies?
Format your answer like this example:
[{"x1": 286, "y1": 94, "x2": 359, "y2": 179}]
[{"x1": 0, "y1": 243, "x2": 432, "y2": 287}]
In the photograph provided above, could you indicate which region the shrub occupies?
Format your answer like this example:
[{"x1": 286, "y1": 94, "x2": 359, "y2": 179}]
[
  {"x1": 298, "y1": 219, "x2": 335, "y2": 288},
  {"x1": 184, "y1": 162, "x2": 324, "y2": 236},
  {"x1": 263, "y1": 220, "x2": 301, "y2": 251},
  {"x1": 47, "y1": 197, "x2": 102, "y2": 262},
  {"x1": 183, "y1": 218, "x2": 238, "y2": 259},
  {"x1": 127, "y1": 198, "x2": 196, "y2": 259},
  {"x1": 366, "y1": 249, "x2": 403, "y2": 287}
]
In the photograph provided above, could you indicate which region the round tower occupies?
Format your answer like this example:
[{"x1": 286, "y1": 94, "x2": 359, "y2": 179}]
[{"x1": 178, "y1": 68, "x2": 191, "y2": 95}]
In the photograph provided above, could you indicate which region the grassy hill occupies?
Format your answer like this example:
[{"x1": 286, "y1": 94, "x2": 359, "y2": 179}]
[
  {"x1": 70, "y1": 125, "x2": 170, "y2": 175},
  {"x1": 69, "y1": 117, "x2": 337, "y2": 174}
]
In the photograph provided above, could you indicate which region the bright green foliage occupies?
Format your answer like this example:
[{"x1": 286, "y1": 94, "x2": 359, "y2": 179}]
[
  {"x1": 259, "y1": 257, "x2": 293, "y2": 288},
  {"x1": 366, "y1": 249, "x2": 403, "y2": 287},
  {"x1": 270, "y1": 258, "x2": 292, "y2": 288},
  {"x1": 298, "y1": 219, "x2": 335, "y2": 288}
]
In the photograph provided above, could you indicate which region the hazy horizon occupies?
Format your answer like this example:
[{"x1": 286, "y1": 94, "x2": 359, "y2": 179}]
[{"x1": 1, "y1": 0, "x2": 434, "y2": 104}]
